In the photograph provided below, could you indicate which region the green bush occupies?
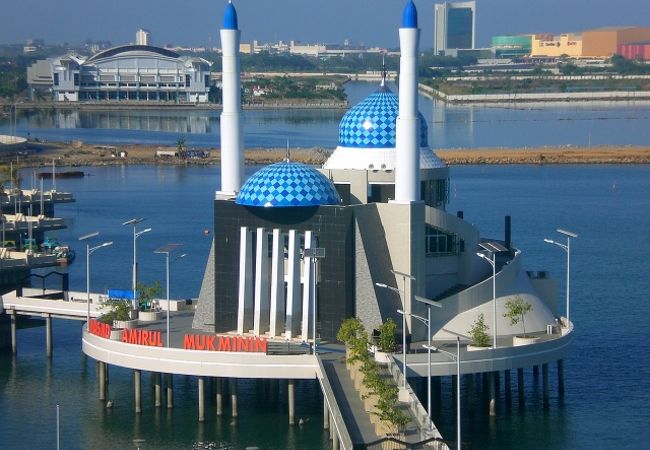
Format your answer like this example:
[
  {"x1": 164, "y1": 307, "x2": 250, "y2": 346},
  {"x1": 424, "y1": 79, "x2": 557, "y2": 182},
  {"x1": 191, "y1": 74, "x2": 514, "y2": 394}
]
[
  {"x1": 468, "y1": 313, "x2": 490, "y2": 347},
  {"x1": 98, "y1": 299, "x2": 131, "y2": 324},
  {"x1": 377, "y1": 317, "x2": 397, "y2": 353}
]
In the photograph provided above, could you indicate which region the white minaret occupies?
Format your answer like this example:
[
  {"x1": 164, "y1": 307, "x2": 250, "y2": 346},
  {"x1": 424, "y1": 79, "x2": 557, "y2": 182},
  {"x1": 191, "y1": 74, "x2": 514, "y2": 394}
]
[
  {"x1": 218, "y1": 1, "x2": 244, "y2": 197},
  {"x1": 394, "y1": 0, "x2": 421, "y2": 203}
]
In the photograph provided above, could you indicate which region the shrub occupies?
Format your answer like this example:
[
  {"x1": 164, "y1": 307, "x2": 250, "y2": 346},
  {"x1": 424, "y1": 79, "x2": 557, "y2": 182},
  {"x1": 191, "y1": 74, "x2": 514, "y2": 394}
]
[
  {"x1": 98, "y1": 299, "x2": 131, "y2": 324},
  {"x1": 503, "y1": 295, "x2": 533, "y2": 337},
  {"x1": 468, "y1": 313, "x2": 490, "y2": 347},
  {"x1": 377, "y1": 317, "x2": 397, "y2": 353}
]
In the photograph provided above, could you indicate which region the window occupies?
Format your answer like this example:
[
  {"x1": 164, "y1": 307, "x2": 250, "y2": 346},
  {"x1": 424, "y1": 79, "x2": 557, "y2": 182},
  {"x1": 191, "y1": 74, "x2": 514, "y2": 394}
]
[
  {"x1": 425, "y1": 225, "x2": 458, "y2": 256},
  {"x1": 204, "y1": 74, "x2": 210, "y2": 88},
  {"x1": 73, "y1": 73, "x2": 79, "y2": 86},
  {"x1": 421, "y1": 179, "x2": 449, "y2": 208},
  {"x1": 53, "y1": 73, "x2": 59, "y2": 86},
  {"x1": 185, "y1": 74, "x2": 191, "y2": 87}
]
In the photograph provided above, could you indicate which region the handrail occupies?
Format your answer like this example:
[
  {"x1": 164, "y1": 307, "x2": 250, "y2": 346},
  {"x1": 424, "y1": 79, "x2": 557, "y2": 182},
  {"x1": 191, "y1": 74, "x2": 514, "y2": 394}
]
[{"x1": 316, "y1": 357, "x2": 354, "y2": 450}]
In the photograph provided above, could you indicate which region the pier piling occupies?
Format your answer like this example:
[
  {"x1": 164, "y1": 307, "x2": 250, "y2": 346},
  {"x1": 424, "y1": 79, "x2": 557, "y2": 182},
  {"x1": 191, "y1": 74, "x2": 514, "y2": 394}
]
[
  {"x1": 166, "y1": 374, "x2": 174, "y2": 409},
  {"x1": 517, "y1": 368, "x2": 525, "y2": 406},
  {"x1": 198, "y1": 377, "x2": 205, "y2": 422},
  {"x1": 216, "y1": 378, "x2": 223, "y2": 416},
  {"x1": 98, "y1": 362, "x2": 106, "y2": 401},
  {"x1": 134, "y1": 370, "x2": 142, "y2": 413},
  {"x1": 557, "y1": 359, "x2": 565, "y2": 396},
  {"x1": 288, "y1": 379, "x2": 295, "y2": 425},
  {"x1": 231, "y1": 378, "x2": 238, "y2": 418},
  {"x1": 45, "y1": 314, "x2": 52, "y2": 358},
  {"x1": 504, "y1": 369, "x2": 512, "y2": 406},
  {"x1": 154, "y1": 373, "x2": 162, "y2": 407},
  {"x1": 10, "y1": 312, "x2": 17, "y2": 355},
  {"x1": 542, "y1": 363, "x2": 550, "y2": 408},
  {"x1": 488, "y1": 372, "x2": 496, "y2": 416},
  {"x1": 323, "y1": 399, "x2": 330, "y2": 430}
]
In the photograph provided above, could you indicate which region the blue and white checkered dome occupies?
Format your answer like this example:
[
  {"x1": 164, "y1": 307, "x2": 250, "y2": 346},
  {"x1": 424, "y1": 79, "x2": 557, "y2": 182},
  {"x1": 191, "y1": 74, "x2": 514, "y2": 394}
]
[
  {"x1": 338, "y1": 85, "x2": 428, "y2": 148},
  {"x1": 236, "y1": 161, "x2": 341, "y2": 208}
]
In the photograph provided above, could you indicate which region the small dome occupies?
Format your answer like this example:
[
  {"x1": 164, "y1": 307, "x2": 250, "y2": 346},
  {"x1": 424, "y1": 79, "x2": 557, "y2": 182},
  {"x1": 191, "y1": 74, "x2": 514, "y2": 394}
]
[
  {"x1": 236, "y1": 161, "x2": 340, "y2": 208},
  {"x1": 402, "y1": 0, "x2": 418, "y2": 29},
  {"x1": 338, "y1": 85, "x2": 427, "y2": 148},
  {"x1": 223, "y1": 1, "x2": 238, "y2": 30}
]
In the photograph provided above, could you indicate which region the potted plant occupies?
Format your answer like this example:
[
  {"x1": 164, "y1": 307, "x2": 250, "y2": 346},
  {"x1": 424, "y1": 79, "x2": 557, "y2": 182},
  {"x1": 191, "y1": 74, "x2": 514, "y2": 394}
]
[
  {"x1": 503, "y1": 295, "x2": 538, "y2": 346},
  {"x1": 374, "y1": 317, "x2": 397, "y2": 363},
  {"x1": 99, "y1": 299, "x2": 137, "y2": 339},
  {"x1": 137, "y1": 280, "x2": 163, "y2": 321},
  {"x1": 467, "y1": 313, "x2": 491, "y2": 351}
]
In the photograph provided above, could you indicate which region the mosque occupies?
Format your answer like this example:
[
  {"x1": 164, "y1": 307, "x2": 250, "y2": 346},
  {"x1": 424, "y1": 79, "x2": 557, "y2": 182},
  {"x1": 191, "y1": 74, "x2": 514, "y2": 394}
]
[{"x1": 192, "y1": 0, "x2": 563, "y2": 348}]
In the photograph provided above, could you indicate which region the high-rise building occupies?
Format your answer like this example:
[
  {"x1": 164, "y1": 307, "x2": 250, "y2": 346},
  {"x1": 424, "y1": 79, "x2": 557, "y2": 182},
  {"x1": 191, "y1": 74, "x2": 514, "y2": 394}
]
[
  {"x1": 434, "y1": 1, "x2": 476, "y2": 55},
  {"x1": 136, "y1": 29, "x2": 151, "y2": 46}
]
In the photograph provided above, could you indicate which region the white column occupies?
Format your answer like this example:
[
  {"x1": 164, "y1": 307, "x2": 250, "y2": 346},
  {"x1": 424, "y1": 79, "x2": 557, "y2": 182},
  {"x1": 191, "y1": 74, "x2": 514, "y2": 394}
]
[
  {"x1": 237, "y1": 227, "x2": 253, "y2": 334},
  {"x1": 301, "y1": 231, "x2": 313, "y2": 342},
  {"x1": 394, "y1": 26, "x2": 421, "y2": 203},
  {"x1": 218, "y1": 27, "x2": 243, "y2": 196},
  {"x1": 254, "y1": 227, "x2": 270, "y2": 336},
  {"x1": 285, "y1": 230, "x2": 301, "y2": 339},
  {"x1": 269, "y1": 229, "x2": 285, "y2": 337}
]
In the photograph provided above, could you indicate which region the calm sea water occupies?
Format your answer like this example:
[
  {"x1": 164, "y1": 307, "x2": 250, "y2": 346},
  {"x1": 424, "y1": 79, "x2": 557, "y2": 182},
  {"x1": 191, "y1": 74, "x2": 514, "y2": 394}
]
[
  {"x1": 1, "y1": 164, "x2": 650, "y2": 449},
  {"x1": 2, "y1": 82, "x2": 650, "y2": 149}
]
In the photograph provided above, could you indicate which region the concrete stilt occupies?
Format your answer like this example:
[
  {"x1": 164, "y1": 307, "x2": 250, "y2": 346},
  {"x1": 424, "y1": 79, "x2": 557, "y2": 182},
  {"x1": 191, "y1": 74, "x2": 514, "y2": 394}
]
[
  {"x1": 98, "y1": 362, "x2": 106, "y2": 401},
  {"x1": 288, "y1": 379, "x2": 295, "y2": 425},
  {"x1": 533, "y1": 365, "x2": 539, "y2": 378},
  {"x1": 433, "y1": 376, "x2": 441, "y2": 406},
  {"x1": 451, "y1": 375, "x2": 457, "y2": 401},
  {"x1": 557, "y1": 359, "x2": 565, "y2": 396},
  {"x1": 216, "y1": 378, "x2": 223, "y2": 416},
  {"x1": 466, "y1": 374, "x2": 474, "y2": 413},
  {"x1": 134, "y1": 370, "x2": 142, "y2": 413},
  {"x1": 323, "y1": 399, "x2": 330, "y2": 430},
  {"x1": 482, "y1": 372, "x2": 488, "y2": 394},
  {"x1": 494, "y1": 371, "x2": 500, "y2": 395},
  {"x1": 231, "y1": 378, "x2": 238, "y2": 418},
  {"x1": 488, "y1": 372, "x2": 496, "y2": 416},
  {"x1": 10, "y1": 313, "x2": 17, "y2": 355},
  {"x1": 517, "y1": 368, "x2": 525, "y2": 406},
  {"x1": 542, "y1": 363, "x2": 549, "y2": 408},
  {"x1": 45, "y1": 314, "x2": 52, "y2": 358},
  {"x1": 198, "y1": 377, "x2": 206, "y2": 422},
  {"x1": 504, "y1": 369, "x2": 512, "y2": 406},
  {"x1": 166, "y1": 374, "x2": 174, "y2": 409},
  {"x1": 154, "y1": 373, "x2": 162, "y2": 407}
]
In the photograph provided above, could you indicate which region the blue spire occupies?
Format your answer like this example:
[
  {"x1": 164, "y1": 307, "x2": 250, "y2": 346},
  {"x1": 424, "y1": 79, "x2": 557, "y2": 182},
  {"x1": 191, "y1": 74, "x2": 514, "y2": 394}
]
[
  {"x1": 223, "y1": 0, "x2": 238, "y2": 30},
  {"x1": 402, "y1": 0, "x2": 418, "y2": 28}
]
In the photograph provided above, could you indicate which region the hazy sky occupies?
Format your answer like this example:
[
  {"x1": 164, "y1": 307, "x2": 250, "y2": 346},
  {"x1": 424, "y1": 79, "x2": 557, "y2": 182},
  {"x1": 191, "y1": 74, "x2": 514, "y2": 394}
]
[{"x1": 2, "y1": 0, "x2": 649, "y2": 49}]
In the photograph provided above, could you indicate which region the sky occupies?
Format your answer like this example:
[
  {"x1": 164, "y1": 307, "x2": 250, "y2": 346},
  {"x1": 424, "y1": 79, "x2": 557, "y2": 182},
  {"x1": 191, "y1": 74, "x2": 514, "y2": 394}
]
[{"x1": 2, "y1": 0, "x2": 649, "y2": 49}]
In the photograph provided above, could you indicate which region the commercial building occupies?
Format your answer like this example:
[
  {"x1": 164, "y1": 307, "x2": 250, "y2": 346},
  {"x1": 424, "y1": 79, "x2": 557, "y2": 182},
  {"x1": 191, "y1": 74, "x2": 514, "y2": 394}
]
[
  {"x1": 617, "y1": 40, "x2": 650, "y2": 60},
  {"x1": 582, "y1": 26, "x2": 650, "y2": 57},
  {"x1": 434, "y1": 1, "x2": 476, "y2": 55},
  {"x1": 32, "y1": 45, "x2": 212, "y2": 103},
  {"x1": 135, "y1": 29, "x2": 151, "y2": 46},
  {"x1": 491, "y1": 35, "x2": 532, "y2": 58},
  {"x1": 531, "y1": 33, "x2": 582, "y2": 58}
]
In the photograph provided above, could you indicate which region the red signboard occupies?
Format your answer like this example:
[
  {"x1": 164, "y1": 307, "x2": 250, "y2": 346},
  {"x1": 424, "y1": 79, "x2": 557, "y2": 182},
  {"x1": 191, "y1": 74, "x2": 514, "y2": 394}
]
[
  {"x1": 183, "y1": 334, "x2": 268, "y2": 353},
  {"x1": 89, "y1": 319, "x2": 111, "y2": 339},
  {"x1": 121, "y1": 329, "x2": 164, "y2": 347}
]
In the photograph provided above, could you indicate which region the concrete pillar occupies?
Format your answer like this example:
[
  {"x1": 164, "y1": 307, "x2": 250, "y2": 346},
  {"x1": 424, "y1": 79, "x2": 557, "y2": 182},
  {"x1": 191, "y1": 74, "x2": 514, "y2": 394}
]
[
  {"x1": 45, "y1": 314, "x2": 52, "y2": 358},
  {"x1": 488, "y1": 372, "x2": 496, "y2": 416},
  {"x1": 557, "y1": 359, "x2": 565, "y2": 396},
  {"x1": 166, "y1": 374, "x2": 174, "y2": 409},
  {"x1": 451, "y1": 375, "x2": 457, "y2": 400},
  {"x1": 533, "y1": 365, "x2": 539, "y2": 378},
  {"x1": 542, "y1": 363, "x2": 549, "y2": 408},
  {"x1": 323, "y1": 399, "x2": 330, "y2": 430},
  {"x1": 269, "y1": 229, "x2": 286, "y2": 337},
  {"x1": 301, "y1": 231, "x2": 313, "y2": 342},
  {"x1": 198, "y1": 377, "x2": 206, "y2": 422},
  {"x1": 134, "y1": 370, "x2": 142, "y2": 413},
  {"x1": 288, "y1": 379, "x2": 295, "y2": 425},
  {"x1": 494, "y1": 371, "x2": 500, "y2": 395},
  {"x1": 504, "y1": 369, "x2": 512, "y2": 406},
  {"x1": 98, "y1": 362, "x2": 106, "y2": 401},
  {"x1": 216, "y1": 378, "x2": 223, "y2": 416},
  {"x1": 154, "y1": 373, "x2": 162, "y2": 407},
  {"x1": 517, "y1": 368, "x2": 525, "y2": 406},
  {"x1": 253, "y1": 228, "x2": 270, "y2": 336},
  {"x1": 237, "y1": 227, "x2": 253, "y2": 334},
  {"x1": 433, "y1": 376, "x2": 441, "y2": 406},
  {"x1": 466, "y1": 374, "x2": 474, "y2": 413},
  {"x1": 231, "y1": 378, "x2": 238, "y2": 418},
  {"x1": 285, "y1": 230, "x2": 301, "y2": 339},
  {"x1": 10, "y1": 313, "x2": 17, "y2": 355}
]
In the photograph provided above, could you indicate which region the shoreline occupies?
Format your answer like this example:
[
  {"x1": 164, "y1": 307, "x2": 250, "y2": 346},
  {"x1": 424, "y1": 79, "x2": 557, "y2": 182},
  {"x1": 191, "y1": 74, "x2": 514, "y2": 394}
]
[{"x1": 5, "y1": 141, "x2": 650, "y2": 168}]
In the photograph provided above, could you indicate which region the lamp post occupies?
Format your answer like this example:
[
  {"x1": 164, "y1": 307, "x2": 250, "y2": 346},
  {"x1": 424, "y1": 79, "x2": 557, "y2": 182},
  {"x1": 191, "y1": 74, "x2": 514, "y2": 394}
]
[
  {"x1": 544, "y1": 228, "x2": 578, "y2": 326},
  {"x1": 424, "y1": 336, "x2": 461, "y2": 450},
  {"x1": 414, "y1": 295, "x2": 443, "y2": 420},
  {"x1": 79, "y1": 232, "x2": 113, "y2": 323},
  {"x1": 154, "y1": 244, "x2": 183, "y2": 348},
  {"x1": 476, "y1": 251, "x2": 497, "y2": 349},
  {"x1": 123, "y1": 218, "x2": 152, "y2": 311},
  {"x1": 303, "y1": 247, "x2": 325, "y2": 355}
]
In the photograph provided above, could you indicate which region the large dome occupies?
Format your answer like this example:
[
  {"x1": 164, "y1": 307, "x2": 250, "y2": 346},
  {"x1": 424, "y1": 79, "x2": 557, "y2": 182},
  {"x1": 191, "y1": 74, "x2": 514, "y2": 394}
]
[
  {"x1": 338, "y1": 85, "x2": 428, "y2": 149},
  {"x1": 236, "y1": 161, "x2": 341, "y2": 208}
]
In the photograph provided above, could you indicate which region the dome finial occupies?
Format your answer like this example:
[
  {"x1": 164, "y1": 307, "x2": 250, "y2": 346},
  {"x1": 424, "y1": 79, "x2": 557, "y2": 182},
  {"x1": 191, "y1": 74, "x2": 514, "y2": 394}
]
[
  {"x1": 402, "y1": 0, "x2": 418, "y2": 29},
  {"x1": 223, "y1": 0, "x2": 238, "y2": 30},
  {"x1": 381, "y1": 55, "x2": 387, "y2": 87}
]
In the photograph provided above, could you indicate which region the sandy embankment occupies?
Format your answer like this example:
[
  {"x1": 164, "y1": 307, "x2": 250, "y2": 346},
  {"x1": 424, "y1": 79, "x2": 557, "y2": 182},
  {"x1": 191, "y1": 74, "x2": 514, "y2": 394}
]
[{"x1": 7, "y1": 141, "x2": 650, "y2": 168}]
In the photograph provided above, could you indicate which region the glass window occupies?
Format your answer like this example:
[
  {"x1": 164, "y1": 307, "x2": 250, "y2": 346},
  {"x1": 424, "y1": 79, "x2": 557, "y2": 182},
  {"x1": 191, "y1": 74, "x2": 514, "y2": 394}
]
[
  {"x1": 53, "y1": 73, "x2": 59, "y2": 86},
  {"x1": 185, "y1": 74, "x2": 191, "y2": 87},
  {"x1": 425, "y1": 225, "x2": 458, "y2": 256}
]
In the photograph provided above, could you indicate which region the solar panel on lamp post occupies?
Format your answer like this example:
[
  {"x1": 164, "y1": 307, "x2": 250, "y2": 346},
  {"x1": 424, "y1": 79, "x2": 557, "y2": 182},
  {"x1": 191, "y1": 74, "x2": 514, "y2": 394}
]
[
  {"x1": 414, "y1": 295, "x2": 443, "y2": 421},
  {"x1": 155, "y1": 244, "x2": 183, "y2": 348},
  {"x1": 79, "y1": 232, "x2": 112, "y2": 324},
  {"x1": 476, "y1": 251, "x2": 497, "y2": 349},
  {"x1": 544, "y1": 228, "x2": 577, "y2": 327},
  {"x1": 122, "y1": 218, "x2": 151, "y2": 312}
]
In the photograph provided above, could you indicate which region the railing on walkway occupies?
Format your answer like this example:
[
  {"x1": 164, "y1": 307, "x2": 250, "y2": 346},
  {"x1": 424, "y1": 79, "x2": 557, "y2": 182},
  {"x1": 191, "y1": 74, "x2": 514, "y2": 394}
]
[
  {"x1": 316, "y1": 357, "x2": 354, "y2": 450},
  {"x1": 363, "y1": 436, "x2": 457, "y2": 450}
]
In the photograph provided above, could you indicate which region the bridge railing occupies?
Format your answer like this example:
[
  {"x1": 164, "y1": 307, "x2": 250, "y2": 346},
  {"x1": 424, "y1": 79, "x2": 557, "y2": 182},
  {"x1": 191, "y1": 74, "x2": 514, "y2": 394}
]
[{"x1": 316, "y1": 356, "x2": 354, "y2": 450}]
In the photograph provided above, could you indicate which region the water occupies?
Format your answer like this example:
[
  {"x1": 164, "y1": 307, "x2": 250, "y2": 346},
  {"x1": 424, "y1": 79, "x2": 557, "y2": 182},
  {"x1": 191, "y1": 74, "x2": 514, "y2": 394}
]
[
  {"x1": 3, "y1": 82, "x2": 650, "y2": 149},
  {"x1": 2, "y1": 164, "x2": 650, "y2": 449}
]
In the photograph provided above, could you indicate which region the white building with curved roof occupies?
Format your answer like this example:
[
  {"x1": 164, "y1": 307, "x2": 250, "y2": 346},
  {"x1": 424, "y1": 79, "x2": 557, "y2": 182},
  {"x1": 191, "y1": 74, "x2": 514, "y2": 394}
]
[{"x1": 48, "y1": 45, "x2": 212, "y2": 103}]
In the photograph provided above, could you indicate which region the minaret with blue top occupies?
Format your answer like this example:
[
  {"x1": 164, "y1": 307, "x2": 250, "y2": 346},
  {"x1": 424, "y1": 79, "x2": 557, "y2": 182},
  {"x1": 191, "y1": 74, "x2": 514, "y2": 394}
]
[
  {"x1": 219, "y1": 0, "x2": 244, "y2": 197},
  {"x1": 395, "y1": 0, "x2": 421, "y2": 203}
]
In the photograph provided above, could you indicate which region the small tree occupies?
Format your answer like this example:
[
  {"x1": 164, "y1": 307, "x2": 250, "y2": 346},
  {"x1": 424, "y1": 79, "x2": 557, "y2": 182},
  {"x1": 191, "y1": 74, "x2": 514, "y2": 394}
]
[
  {"x1": 377, "y1": 317, "x2": 397, "y2": 353},
  {"x1": 503, "y1": 296, "x2": 533, "y2": 337},
  {"x1": 98, "y1": 299, "x2": 131, "y2": 324},
  {"x1": 468, "y1": 313, "x2": 490, "y2": 347},
  {"x1": 137, "y1": 280, "x2": 162, "y2": 311}
]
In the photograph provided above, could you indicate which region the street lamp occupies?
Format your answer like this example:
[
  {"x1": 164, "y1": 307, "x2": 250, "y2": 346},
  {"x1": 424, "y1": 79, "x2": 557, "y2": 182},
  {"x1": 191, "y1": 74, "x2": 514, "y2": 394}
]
[
  {"x1": 303, "y1": 247, "x2": 325, "y2": 355},
  {"x1": 476, "y1": 251, "x2": 497, "y2": 349},
  {"x1": 544, "y1": 228, "x2": 578, "y2": 327},
  {"x1": 414, "y1": 295, "x2": 443, "y2": 420},
  {"x1": 79, "y1": 232, "x2": 113, "y2": 323},
  {"x1": 122, "y1": 218, "x2": 152, "y2": 311},
  {"x1": 154, "y1": 244, "x2": 184, "y2": 348},
  {"x1": 424, "y1": 336, "x2": 461, "y2": 450}
]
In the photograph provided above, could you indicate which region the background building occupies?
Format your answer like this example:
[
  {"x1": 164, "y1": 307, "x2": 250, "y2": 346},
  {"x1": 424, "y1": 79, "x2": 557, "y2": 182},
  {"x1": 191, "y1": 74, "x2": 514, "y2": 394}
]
[
  {"x1": 617, "y1": 40, "x2": 650, "y2": 60},
  {"x1": 135, "y1": 29, "x2": 151, "y2": 46},
  {"x1": 491, "y1": 35, "x2": 532, "y2": 58},
  {"x1": 531, "y1": 33, "x2": 582, "y2": 58},
  {"x1": 582, "y1": 26, "x2": 650, "y2": 57},
  {"x1": 434, "y1": 1, "x2": 476, "y2": 56}
]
